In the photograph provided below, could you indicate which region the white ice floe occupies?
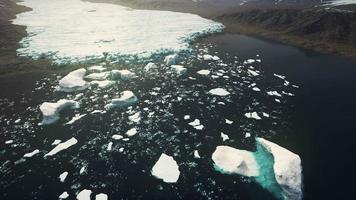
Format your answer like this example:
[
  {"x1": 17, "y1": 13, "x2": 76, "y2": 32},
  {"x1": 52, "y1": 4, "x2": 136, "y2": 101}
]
[
  {"x1": 151, "y1": 153, "x2": 180, "y2": 183},
  {"x1": 88, "y1": 65, "x2": 106, "y2": 72},
  {"x1": 262, "y1": 112, "x2": 270, "y2": 118},
  {"x1": 24, "y1": 149, "x2": 40, "y2": 158},
  {"x1": 244, "y1": 112, "x2": 262, "y2": 120},
  {"x1": 85, "y1": 72, "x2": 109, "y2": 80},
  {"x1": 256, "y1": 138, "x2": 303, "y2": 200},
  {"x1": 125, "y1": 128, "x2": 137, "y2": 137},
  {"x1": 58, "y1": 69, "x2": 89, "y2": 92},
  {"x1": 95, "y1": 193, "x2": 108, "y2": 200},
  {"x1": 90, "y1": 80, "x2": 115, "y2": 89},
  {"x1": 164, "y1": 54, "x2": 178, "y2": 66},
  {"x1": 171, "y1": 65, "x2": 187, "y2": 76},
  {"x1": 267, "y1": 91, "x2": 282, "y2": 97},
  {"x1": 76, "y1": 189, "x2": 92, "y2": 200},
  {"x1": 225, "y1": 119, "x2": 233, "y2": 124},
  {"x1": 112, "y1": 135, "x2": 123, "y2": 140},
  {"x1": 197, "y1": 69, "x2": 210, "y2": 75},
  {"x1": 194, "y1": 150, "x2": 201, "y2": 158},
  {"x1": 65, "y1": 114, "x2": 86, "y2": 125},
  {"x1": 221, "y1": 132, "x2": 229, "y2": 141},
  {"x1": 59, "y1": 171, "x2": 68, "y2": 182},
  {"x1": 59, "y1": 192, "x2": 69, "y2": 199},
  {"x1": 208, "y1": 88, "x2": 230, "y2": 96},
  {"x1": 128, "y1": 112, "x2": 141, "y2": 123},
  {"x1": 39, "y1": 99, "x2": 80, "y2": 125},
  {"x1": 44, "y1": 137, "x2": 78, "y2": 157},
  {"x1": 80, "y1": 166, "x2": 86, "y2": 174},
  {"x1": 212, "y1": 146, "x2": 259, "y2": 177},
  {"x1": 144, "y1": 62, "x2": 158, "y2": 71},
  {"x1": 105, "y1": 91, "x2": 138, "y2": 109}
]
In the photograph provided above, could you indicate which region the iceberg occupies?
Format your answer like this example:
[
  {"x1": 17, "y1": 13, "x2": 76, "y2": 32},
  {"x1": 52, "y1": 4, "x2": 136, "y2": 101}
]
[
  {"x1": 44, "y1": 137, "x2": 78, "y2": 157},
  {"x1": 208, "y1": 88, "x2": 230, "y2": 96},
  {"x1": 212, "y1": 146, "x2": 259, "y2": 177},
  {"x1": 105, "y1": 91, "x2": 138, "y2": 109},
  {"x1": 58, "y1": 68, "x2": 89, "y2": 92},
  {"x1": 151, "y1": 153, "x2": 180, "y2": 183},
  {"x1": 39, "y1": 99, "x2": 80, "y2": 125}
]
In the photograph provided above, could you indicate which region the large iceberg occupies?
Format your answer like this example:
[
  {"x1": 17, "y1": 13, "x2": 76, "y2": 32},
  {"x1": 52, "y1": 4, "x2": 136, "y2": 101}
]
[
  {"x1": 105, "y1": 91, "x2": 138, "y2": 109},
  {"x1": 151, "y1": 153, "x2": 180, "y2": 183},
  {"x1": 39, "y1": 99, "x2": 80, "y2": 125},
  {"x1": 212, "y1": 146, "x2": 259, "y2": 177},
  {"x1": 58, "y1": 68, "x2": 89, "y2": 92}
]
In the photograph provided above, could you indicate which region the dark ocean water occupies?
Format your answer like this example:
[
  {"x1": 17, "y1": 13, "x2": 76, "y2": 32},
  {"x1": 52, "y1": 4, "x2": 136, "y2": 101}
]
[{"x1": 202, "y1": 33, "x2": 356, "y2": 200}]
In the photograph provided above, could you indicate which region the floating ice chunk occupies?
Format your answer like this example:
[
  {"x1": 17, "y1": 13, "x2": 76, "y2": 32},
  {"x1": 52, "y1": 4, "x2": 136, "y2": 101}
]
[
  {"x1": 221, "y1": 132, "x2": 229, "y2": 141},
  {"x1": 282, "y1": 91, "x2": 295, "y2": 96},
  {"x1": 65, "y1": 114, "x2": 86, "y2": 125},
  {"x1": 164, "y1": 54, "x2": 178, "y2": 66},
  {"x1": 128, "y1": 112, "x2": 141, "y2": 123},
  {"x1": 197, "y1": 69, "x2": 210, "y2": 75},
  {"x1": 275, "y1": 99, "x2": 281, "y2": 103},
  {"x1": 245, "y1": 132, "x2": 251, "y2": 138},
  {"x1": 273, "y1": 73, "x2": 286, "y2": 80},
  {"x1": 44, "y1": 137, "x2": 78, "y2": 157},
  {"x1": 212, "y1": 146, "x2": 259, "y2": 177},
  {"x1": 85, "y1": 72, "x2": 109, "y2": 80},
  {"x1": 14, "y1": 118, "x2": 21, "y2": 123},
  {"x1": 194, "y1": 150, "x2": 201, "y2": 159},
  {"x1": 52, "y1": 139, "x2": 61, "y2": 146},
  {"x1": 115, "y1": 70, "x2": 135, "y2": 81},
  {"x1": 90, "y1": 80, "x2": 115, "y2": 89},
  {"x1": 203, "y1": 54, "x2": 214, "y2": 61},
  {"x1": 91, "y1": 110, "x2": 106, "y2": 114},
  {"x1": 225, "y1": 119, "x2": 233, "y2": 124},
  {"x1": 248, "y1": 69, "x2": 259, "y2": 76},
  {"x1": 262, "y1": 112, "x2": 270, "y2": 118},
  {"x1": 76, "y1": 189, "x2": 92, "y2": 200},
  {"x1": 209, "y1": 88, "x2": 230, "y2": 96},
  {"x1": 244, "y1": 112, "x2": 261, "y2": 120},
  {"x1": 144, "y1": 62, "x2": 158, "y2": 71},
  {"x1": 5, "y1": 140, "x2": 13, "y2": 144},
  {"x1": 80, "y1": 166, "x2": 86, "y2": 174},
  {"x1": 188, "y1": 119, "x2": 200, "y2": 126},
  {"x1": 88, "y1": 65, "x2": 106, "y2": 72},
  {"x1": 24, "y1": 149, "x2": 40, "y2": 158},
  {"x1": 59, "y1": 192, "x2": 69, "y2": 199},
  {"x1": 243, "y1": 59, "x2": 256, "y2": 64},
  {"x1": 39, "y1": 99, "x2": 80, "y2": 125},
  {"x1": 267, "y1": 91, "x2": 282, "y2": 97},
  {"x1": 256, "y1": 138, "x2": 303, "y2": 200},
  {"x1": 194, "y1": 125, "x2": 204, "y2": 130},
  {"x1": 125, "y1": 128, "x2": 137, "y2": 137},
  {"x1": 112, "y1": 135, "x2": 123, "y2": 140},
  {"x1": 107, "y1": 142, "x2": 113, "y2": 151},
  {"x1": 252, "y1": 87, "x2": 261, "y2": 92},
  {"x1": 105, "y1": 91, "x2": 138, "y2": 109},
  {"x1": 184, "y1": 115, "x2": 190, "y2": 120},
  {"x1": 171, "y1": 65, "x2": 187, "y2": 76},
  {"x1": 95, "y1": 193, "x2": 108, "y2": 200},
  {"x1": 59, "y1": 171, "x2": 68, "y2": 182},
  {"x1": 151, "y1": 153, "x2": 180, "y2": 183},
  {"x1": 58, "y1": 68, "x2": 89, "y2": 92}
]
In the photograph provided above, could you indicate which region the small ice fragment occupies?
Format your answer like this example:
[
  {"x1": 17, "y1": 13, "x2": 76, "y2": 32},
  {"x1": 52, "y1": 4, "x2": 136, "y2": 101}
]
[
  {"x1": 58, "y1": 68, "x2": 89, "y2": 92},
  {"x1": 107, "y1": 142, "x2": 113, "y2": 151},
  {"x1": 144, "y1": 62, "x2": 158, "y2": 71},
  {"x1": 164, "y1": 54, "x2": 178, "y2": 66},
  {"x1": 128, "y1": 112, "x2": 141, "y2": 123},
  {"x1": 76, "y1": 189, "x2": 92, "y2": 200},
  {"x1": 188, "y1": 119, "x2": 200, "y2": 126},
  {"x1": 194, "y1": 150, "x2": 201, "y2": 159},
  {"x1": 39, "y1": 99, "x2": 80, "y2": 125},
  {"x1": 52, "y1": 139, "x2": 61, "y2": 146},
  {"x1": 243, "y1": 59, "x2": 256, "y2": 64},
  {"x1": 248, "y1": 69, "x2": 259, "y2": 76},
  {"x1": 14, "y1": 118, "x2": 21, "y2": 123},
  {"x1": 95, "y1": 193, "x2": 108, "y2": 200},
  {"x1": 105, "y1": 91, "x2": 138, "y2": 109},
  {"x1": 171, "y1": 65, "x2": 187, "y2": 76},
  {"x1": 59, "y1": 171, "x2": 68, "y2": 182},
  {"x1": 59, "y1": 192, "x2": 69, "y2": 199},
  {"x1": 151, "y1": 153, "x2": 180, "y2": 183},
  {"x1": 119, "y1": 147, "x2": 124, "y2": 152},
  {"x1": 183, "y1": 115, "x2": 190, "y2": 120},
  {"x1": 244, "y1": 112, "x2": 262, "y2": 120},
  {"x1": 267, "y1": 91, "x2": 282, "y2": 97},
  {"x1": 125, "y1": 128, "x2": 137, "y2": 137},
  {"x1": 5, "y1": 140, "x2": 14, "y2": 144},
  {"x1": 245, "y1": 132, "x2": 251, "y2": 138},
  {"x1": 194, "y1": 125, "x2": 204, "y2": 130},
  {"x1": 24, "y1": 149, "x2": 40, "y2": 158},
  {"x1": 209, "y1": 88, "x2": 230, "y2": 96},
  {"x1": 273, "y1": 73, "x2": 286, "y2": 79},
  {"x1": 197, "y1": 69, "x2": 210, "y2": 75},
  {"x1": 80, "y1": 166, "x2": 86, "y2": 174},
  {"x1": 90, "y1": 80, "x2": 115, "y2": 89},
  {"x1": 44, "y1": 137, "x2": 78, "y2": 157},
  {"x1": 275, "y1": 99, "x2": 281, "y2": 103},
  {"x1": 225, "y1": 119, "x2": 233, "y2": 124},
  {"x1": 221, "y1": 132, "x2": 229, "y2": 141},
  {"x1": 65, "y1": 114, "x2": 86, "y2": 125},
  {"x1": 112, "y1": 135, "x2": 123, "y2": 140}
]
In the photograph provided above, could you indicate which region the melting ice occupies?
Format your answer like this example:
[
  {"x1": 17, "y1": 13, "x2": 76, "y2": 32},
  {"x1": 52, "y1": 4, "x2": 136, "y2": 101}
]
[{"x1": 12, "y1": 0, "x2": 224, "y2": 63}]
